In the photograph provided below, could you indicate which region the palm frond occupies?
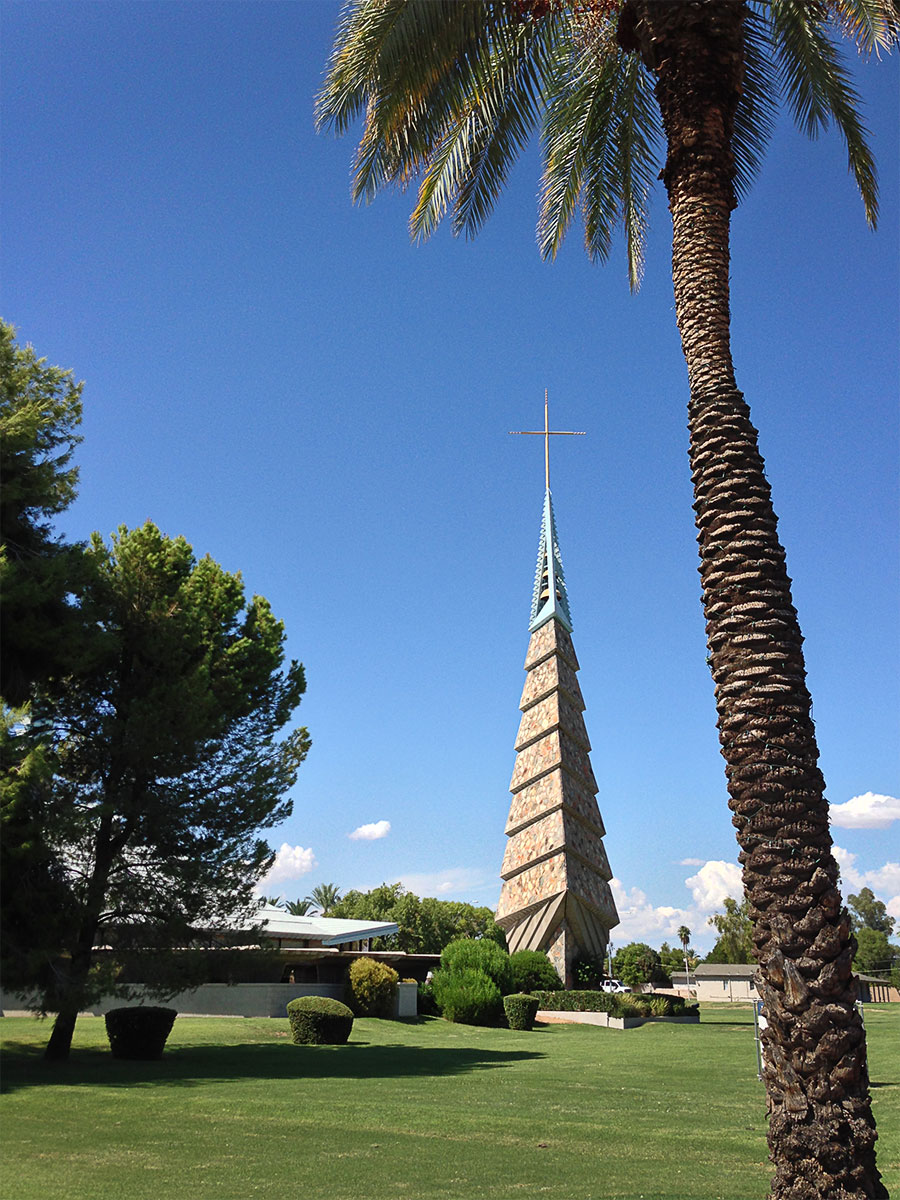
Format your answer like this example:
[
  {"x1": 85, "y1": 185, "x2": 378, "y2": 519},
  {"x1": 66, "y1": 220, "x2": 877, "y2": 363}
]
[
  {"x1": 732, "y1": 10, "x2": 779, "y2": 203},
  {"x1": 409, "y1": 14, "x2": 556, "y2": 240},
  {"x1": 539, "y1": 22, "x2": 659, "y2": 289},
  {"x1": 611, "y1": 52, "x2": 659, "y2": 289},
  {"x1": 318, "y1": 0, "x2": 489, "y2": 197},
  {"x1": 825, "y1": 0, "x2": 900, "y2": 53},
  {"x1": 448, "y1": 19, "x2": 557, "y2": 239},
  {"x1": 768, "y1": 0, "x2": 879, "y2": 224}
]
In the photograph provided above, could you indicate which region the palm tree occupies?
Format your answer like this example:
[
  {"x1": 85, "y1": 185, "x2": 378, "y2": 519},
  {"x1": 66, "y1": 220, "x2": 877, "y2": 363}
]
[
  {"x1": 285, "y1": 898, "x2": 314, "y2": 916},
  {"x1": 317, "y1": 5, "x2": 897, "y2": 1196},
  {"x1": 677, "y1": 924, "x2": 692, "y2": 989},
  {"x1": 306, "y1": 882, "x2": 342, "y2": 916}
]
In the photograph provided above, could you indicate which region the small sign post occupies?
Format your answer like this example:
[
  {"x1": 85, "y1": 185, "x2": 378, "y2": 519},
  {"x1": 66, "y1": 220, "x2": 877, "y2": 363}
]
[{"x1": 753, "y1": 999, "x2": 767, "y2": 1081}]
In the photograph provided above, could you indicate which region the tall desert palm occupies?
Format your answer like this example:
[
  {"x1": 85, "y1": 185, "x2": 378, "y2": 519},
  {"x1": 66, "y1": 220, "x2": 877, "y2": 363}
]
[
  {"x1": 307, "y1": 882, "x2": 342, "y2": 915},
  {"x1": 677, "y1": 923, "x2": 692, "y2": 984},
  {"x1": 318, "y1": 4, "x2": 897, "y2": 1196}
]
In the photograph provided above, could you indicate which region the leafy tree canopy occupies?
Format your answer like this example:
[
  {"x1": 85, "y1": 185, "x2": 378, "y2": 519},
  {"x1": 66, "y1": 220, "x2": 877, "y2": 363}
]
[
  {"x1": 1, "y1": 322, "x2": 86, "y2": 1003},
  {"x1": 611, "y1": 941, "x2": 670, "y2": 988},
  {"x1": 38, "y1": 521, "x2": 310, "y2": 1059},
  {"x1": 0, "y1": 320, "x2": 86, "y2": 703},
  {"x1": 852, "y1": 927, "x2": 899, "y2": 978},
  {"x1": 848, "y1": 887, "x2": 895, "y2": 937},
  {"x1": 659, "y1": 941, "x2": 688, "y2": 979},
  {"x1": 330, "y1": 882, "x2": 506, "y2": 954},
  {"x1": 705, "y1": 896, "x2": 755, "y2": 964}
]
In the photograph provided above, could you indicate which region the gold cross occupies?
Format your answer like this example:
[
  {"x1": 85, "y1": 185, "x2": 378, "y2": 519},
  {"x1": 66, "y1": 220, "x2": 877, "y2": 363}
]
[{"x1": 509, "y1": 389, "x2": 585, "y2": 490}]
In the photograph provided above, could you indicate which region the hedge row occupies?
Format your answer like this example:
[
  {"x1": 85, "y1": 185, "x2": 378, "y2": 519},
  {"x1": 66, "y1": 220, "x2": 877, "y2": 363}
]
[{"x1": 532, "y1": 990, "x2": 696, "y2": 1018}]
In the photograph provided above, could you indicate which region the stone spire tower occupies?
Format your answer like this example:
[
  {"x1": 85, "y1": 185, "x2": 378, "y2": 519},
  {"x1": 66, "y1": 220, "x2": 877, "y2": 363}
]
[{"x1": 496, "y1": 489, "x2": 619, "y2": 987}]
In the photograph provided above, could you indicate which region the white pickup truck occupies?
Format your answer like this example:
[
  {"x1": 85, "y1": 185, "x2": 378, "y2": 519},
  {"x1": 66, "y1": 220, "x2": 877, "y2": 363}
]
[{"x1": 600, "y1": 978, "x2": 631, "y2": 993}]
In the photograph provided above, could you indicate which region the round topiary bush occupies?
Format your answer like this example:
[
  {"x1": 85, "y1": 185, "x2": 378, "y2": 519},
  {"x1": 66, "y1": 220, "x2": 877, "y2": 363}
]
[
  {"x1": 432, "y1": 967, "x2": 502, "y2": 1026},
  {"x1": 105, "y1": 1006, "x2": 177, "y2": 1060},
  {"x1": 503, "y1": 992, "x2": 540, "y2": 1031},
  {"x1": 508, "y1": 950, "x2": 562, "y2": 994},
  {"x1": 440, "y1": 938, "x2": 513, "y2": 995},
  {"x1": 286, "y1": 996, "x2": 354, "y2": 1045},
  {"x1": 346, "y1": 957, "x2": 399, "y2": 1017}
]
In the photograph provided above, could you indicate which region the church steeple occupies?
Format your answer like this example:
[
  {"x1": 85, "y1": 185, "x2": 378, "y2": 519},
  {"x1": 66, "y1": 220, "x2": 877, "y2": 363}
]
[
  {"x1": 529, "y1": 490, "x2": 572, "y2": 633},
  {"x1": 497, "y1": 404, "x2": 619, "y2": 987}
]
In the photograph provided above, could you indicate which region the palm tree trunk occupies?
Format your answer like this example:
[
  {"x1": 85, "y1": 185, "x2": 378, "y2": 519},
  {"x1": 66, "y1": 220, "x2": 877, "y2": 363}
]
[{"x1": 625, "y1": 3, "x2": 885, "y2": 1196}]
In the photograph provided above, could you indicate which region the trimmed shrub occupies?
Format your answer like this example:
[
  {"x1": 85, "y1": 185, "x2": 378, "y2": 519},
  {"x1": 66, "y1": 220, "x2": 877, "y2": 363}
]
[
  {"x1": 616, "y1": 994, "x2": 642, "y2": 1018},
  {"x1": 286, "y1": 996, "x2": 354, "y2": 1045},
  {"x1": 503, "y1": 993, "x2": 540, "y2": 1031},
  {"x1": 532, "y1": 990, "x2": 618, "y2": 1014},
  {"x1": 346, "y1": 957, "x2": 399, "y2": 1017},
  {"x1": 417, "y1": 981, "x2": 440, "y2": 1016},
  {"x1": 105, "y1": 1006, "x2": 177, "y2": 1060},
  {"x1": 440, "y1": 938, "x2": 513, "y2": 995},
  {"x1": 571, "y1": 956, "x2": 604, "y2": 990},
  {"x1": 649, "y1": 995, "x2": 672, "y2": 1016},
  {"x1": 508, "y1": 950, "x2": 561, "y2": 994},
  {"x1": 432, "y1": 967, "x2": 502, "y2": 1026}
]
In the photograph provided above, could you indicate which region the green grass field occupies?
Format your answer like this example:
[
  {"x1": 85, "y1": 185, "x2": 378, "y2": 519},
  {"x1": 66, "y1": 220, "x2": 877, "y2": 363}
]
[{"x1": 1, "y1": 1005, "x2": 896, "y2": 1200}]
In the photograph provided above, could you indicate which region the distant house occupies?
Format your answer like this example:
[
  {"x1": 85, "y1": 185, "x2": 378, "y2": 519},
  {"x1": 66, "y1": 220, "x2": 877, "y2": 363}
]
[
  {"x1": 0, "y1": 905, "x2": 436, "y2": 1018},
  {"x1": 856, "y1": 974, "x2": 900, "y2": 1003},
  {"x1": 224, "y1": 904, "x2": 439, "y2": 985},
  {"x1": 253, "y1": 904, "x2": 399, "y2": 953},
  {"x1": 673, "y1": 963, "x2": 899, "y2": 1004},
  {"x1": 672, "y1": 963, "x2": 758, "y2": 1002}
]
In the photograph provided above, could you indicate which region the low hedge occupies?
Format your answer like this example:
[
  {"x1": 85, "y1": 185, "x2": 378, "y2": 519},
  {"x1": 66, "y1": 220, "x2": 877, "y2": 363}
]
[
  {"x1": 105, "y1": 1006, "x2": 177, "y2": 1060},
  {"x1": 533, "y1": 990, "x2": 618, "y2": 1014},
  {"x1": 286, "y1": 996, "x2": 354, "y2": 1045},
  {"x1": 532, "y1": 990, "x2": 697, "y2": 1019},
  {"x1": 503, "y1": 993, "x2": 540, "y2": 1031}
]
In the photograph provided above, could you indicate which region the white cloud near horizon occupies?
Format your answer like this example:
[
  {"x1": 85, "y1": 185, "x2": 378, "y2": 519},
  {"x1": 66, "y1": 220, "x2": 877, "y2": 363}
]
[
  {"x1": 610, "y1": 859, "x2": 744, "y2": 951},
  {"x1": 833, "y1": 846, "x2": 900, "y2": 919},
  {"x1": 398, "y1": 867, "x2": 489, "y2": 899},
  {"x1": 685, "y1": 860, "x2": 744, "y2": 910},
  {"x1": 258, "y1": 843, "x2": 317, "y2": 888},
  {"x1": 348, "y1": 819, "x2": 391, "y2": 841},
  {"x1": 830, "y1": 792, "x2": 900, "y2": 829}
]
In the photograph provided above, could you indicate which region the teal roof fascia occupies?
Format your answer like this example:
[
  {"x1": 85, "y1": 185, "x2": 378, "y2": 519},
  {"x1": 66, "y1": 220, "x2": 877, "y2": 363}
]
[{"x1": 529, "y1": 489, "x2": 573, "y2": 633}]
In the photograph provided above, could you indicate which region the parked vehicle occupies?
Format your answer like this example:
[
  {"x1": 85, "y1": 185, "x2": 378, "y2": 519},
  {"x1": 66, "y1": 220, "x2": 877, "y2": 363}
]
[{"x1": 600, "y1": 978, "x2": 630, "y2": 993}]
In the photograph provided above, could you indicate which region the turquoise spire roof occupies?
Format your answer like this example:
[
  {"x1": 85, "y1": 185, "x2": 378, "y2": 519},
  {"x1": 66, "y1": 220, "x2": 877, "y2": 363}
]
[{"x1": 529, "y1": 489, "x2": 573, "y2": 633}]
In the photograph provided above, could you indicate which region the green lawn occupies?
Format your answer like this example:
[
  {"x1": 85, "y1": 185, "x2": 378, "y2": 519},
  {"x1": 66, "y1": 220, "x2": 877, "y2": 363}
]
[{"x1": 1, "y1": 1005, "x2": 896, "y2": 1200}]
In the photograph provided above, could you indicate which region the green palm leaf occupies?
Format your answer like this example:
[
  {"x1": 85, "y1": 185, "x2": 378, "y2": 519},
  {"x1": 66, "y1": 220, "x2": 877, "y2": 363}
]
[
  {"x1": 767, "y1": 0, "x2": 879, "y2": 223},
  {"x1": 732, "y1": 10, "x2": 779, "y2": 203},
  {"x1": 540, "y1": 20, "x2": 658, "y2": 289}
]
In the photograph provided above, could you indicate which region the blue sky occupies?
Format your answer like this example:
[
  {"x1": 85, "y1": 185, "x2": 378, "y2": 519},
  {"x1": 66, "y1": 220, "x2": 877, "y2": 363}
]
[{"x1": 3, "y1": 1, "x2": 897, "y2": 953}]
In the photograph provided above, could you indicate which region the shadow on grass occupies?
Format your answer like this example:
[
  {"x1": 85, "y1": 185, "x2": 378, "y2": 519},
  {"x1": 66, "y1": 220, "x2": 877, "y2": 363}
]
[{"x1": 1, "y1": 1038, "x2": 545, "y2": 1095}]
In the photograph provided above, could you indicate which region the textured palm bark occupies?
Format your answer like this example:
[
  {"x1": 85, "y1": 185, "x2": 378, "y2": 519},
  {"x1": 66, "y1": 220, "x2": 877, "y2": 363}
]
[{"x1": 622, "y1": 3, "x2": 885, "y2": 1196}]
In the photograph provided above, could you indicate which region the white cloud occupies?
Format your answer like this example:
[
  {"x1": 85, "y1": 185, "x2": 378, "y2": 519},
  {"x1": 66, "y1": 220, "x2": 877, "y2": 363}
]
[
  {"x1": 679, "y1": 857, "x2": 706, "y2": 867},
  {"x1": 685, "y1": 860, "x2": 744, "y2": 910},
  {"x1": 608, "y1": 860, "x2": 744, "y2": 951},
  {"x1": 348, "y1": 819, "x2": 391, "y2": 841},
  {"x1": 609, "y1": 878, "x2": 692, "y2": 945},
  {"x1": 830, "y1": 792, "x2": 900, "y2": 830},
  {"x1": 833, "y1": 845, "x2": 900, "y2": 919},
  {"x1": 397, "y1": 867, "x2": 488, "y2": 899},
  {"x1": 258, "y1": 843, "x2": 317, "y2": 888}
]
